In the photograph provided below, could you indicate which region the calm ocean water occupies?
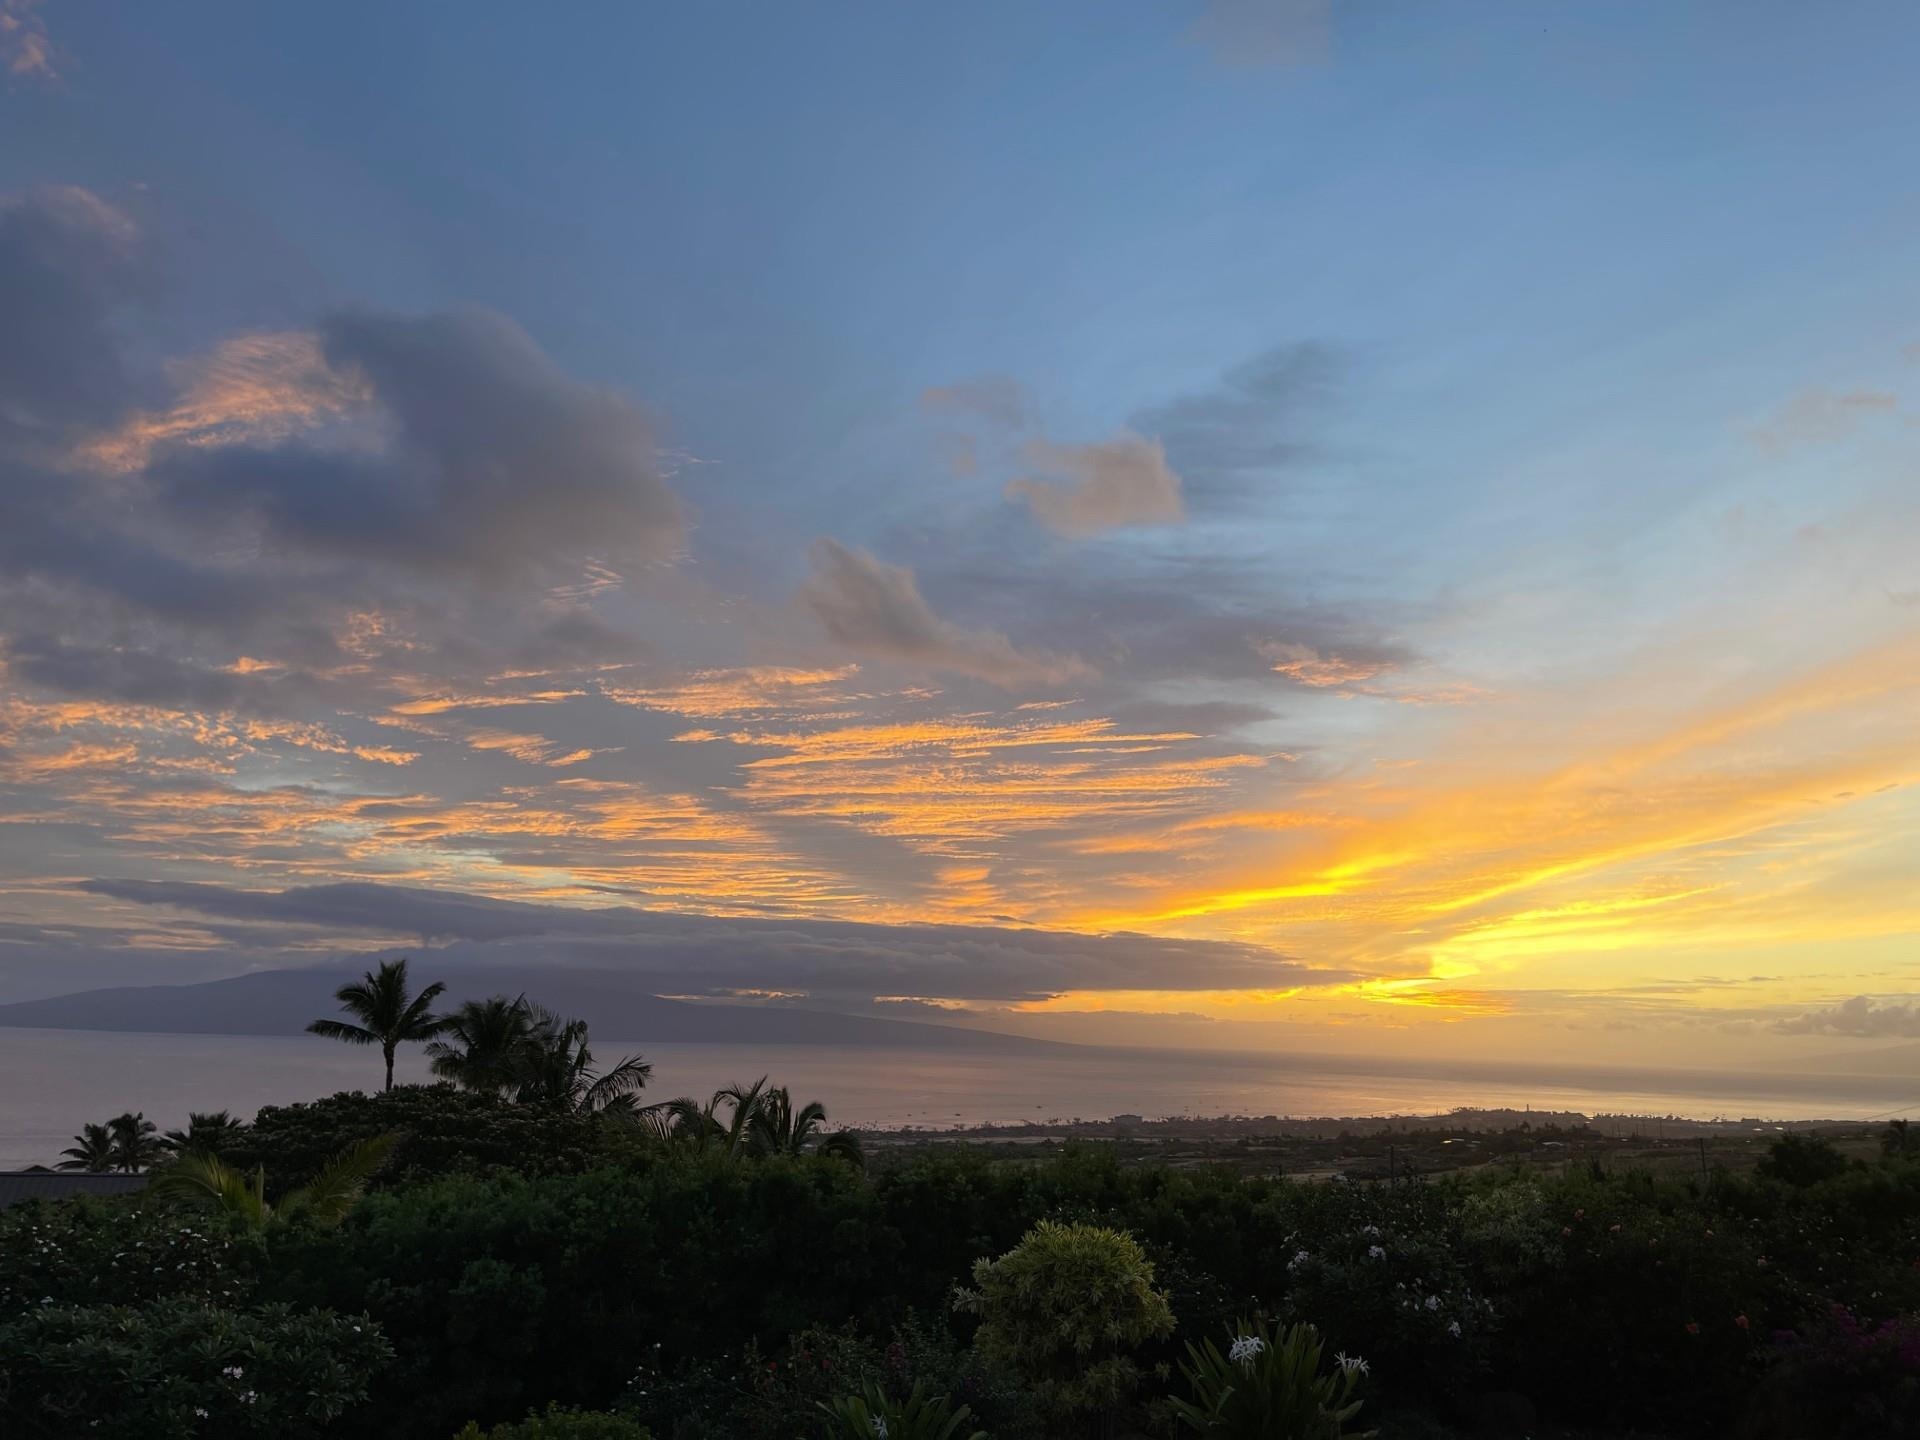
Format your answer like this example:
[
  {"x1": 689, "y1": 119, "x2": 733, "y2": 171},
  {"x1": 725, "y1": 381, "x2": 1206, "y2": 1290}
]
[{"x1": 0, "y1": 1027, "x2": 1907, "y2": 1170}]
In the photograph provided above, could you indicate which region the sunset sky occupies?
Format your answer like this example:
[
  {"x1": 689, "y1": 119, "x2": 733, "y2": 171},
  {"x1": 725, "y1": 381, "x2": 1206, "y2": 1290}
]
[{"x1": 2, "y1": 2, "x2": 1917, "y2": 1065}]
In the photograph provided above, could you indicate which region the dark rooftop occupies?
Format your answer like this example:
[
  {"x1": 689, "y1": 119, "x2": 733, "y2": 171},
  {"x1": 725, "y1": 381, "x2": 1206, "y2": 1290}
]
[{"x1": 0, "y1": 1171, "x2": 150, "y2": 1210}]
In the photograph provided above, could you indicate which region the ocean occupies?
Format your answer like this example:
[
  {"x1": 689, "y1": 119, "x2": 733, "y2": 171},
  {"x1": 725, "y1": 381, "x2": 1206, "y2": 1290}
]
[{"x1": 1, "y1": 1027, "x2": 1909, "y2": 1170}]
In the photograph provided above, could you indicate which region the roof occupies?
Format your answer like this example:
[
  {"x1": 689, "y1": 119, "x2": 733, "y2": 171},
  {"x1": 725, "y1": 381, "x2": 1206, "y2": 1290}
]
[{"x1": 0, "y1": 1171, "x2": 150, "y2": 1209}]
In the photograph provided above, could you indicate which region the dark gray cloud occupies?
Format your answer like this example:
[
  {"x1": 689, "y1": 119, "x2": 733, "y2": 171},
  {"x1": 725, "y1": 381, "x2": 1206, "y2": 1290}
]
[
  {"x1": 0, "y1": 186, "x2": 148, "y2": 448},
  {"x1": 74, "y1": 878, "x2": 1349, "y2": 1004},
  {"x1": 3, "y1": 636, "x2": 276, "y2": 712},
  {"x1": 800, "y1": 538, "x2": 1087, "y2": 687},
  {"x1": 1775, "y1": 995, "x2": 1920, "y2": 1039},
  {"x1": 152, "y1": 307, "x2": 683, "y2": 580}
]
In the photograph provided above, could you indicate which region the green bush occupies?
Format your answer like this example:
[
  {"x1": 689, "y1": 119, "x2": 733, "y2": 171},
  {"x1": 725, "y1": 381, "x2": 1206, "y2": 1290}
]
[
  {"x1": 1169, "y1": 1317, "x2": 1372, "y2": 1438},
  {"x1": 817, "y1": 1379, "x2": 985, "y2": 1440},
  {"x1": 0, "y1": 1297, "x2": 390, "y2": 1438},
  {"x1": 957, "y1": 1219, "x2": 1175, "y2": 1424},
  {"x1": 622, "y1": 1317, "x2": 1038, "y2": 1440},
  {"x1": 229, "y1": 1085, "x2": 632, "y2": 1194},
  {"x1": 1756, "y1": 1134, "x2": 1850, "y2": 1188},
  {"x1": 267, "y1": 1153, "x2": 900, "y2": 1438},
  {"x1": 454, "y1": 1404, "x2": 653, "y2": 1439},
  {"x1": 0, "y1": 1198, "x2": 264, "y2": 1316}
]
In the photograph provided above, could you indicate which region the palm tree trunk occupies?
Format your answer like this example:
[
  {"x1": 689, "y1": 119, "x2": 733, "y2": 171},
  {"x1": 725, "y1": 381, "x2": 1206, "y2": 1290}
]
[{"x1": 384, "y1": 1043, "x2": 395, "y2": 1091}]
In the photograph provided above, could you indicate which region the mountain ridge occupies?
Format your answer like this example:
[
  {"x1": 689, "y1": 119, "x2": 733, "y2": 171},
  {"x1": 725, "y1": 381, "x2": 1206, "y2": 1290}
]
[{"x1": 0, "y1": 964, "x2": 1071, "y2": 1054}]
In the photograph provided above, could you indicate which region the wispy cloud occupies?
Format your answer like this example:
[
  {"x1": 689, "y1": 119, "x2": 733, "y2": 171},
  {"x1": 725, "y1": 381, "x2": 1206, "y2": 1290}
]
[{"x1": 1, "y1": 0, "x2": 55, "y2": 80}]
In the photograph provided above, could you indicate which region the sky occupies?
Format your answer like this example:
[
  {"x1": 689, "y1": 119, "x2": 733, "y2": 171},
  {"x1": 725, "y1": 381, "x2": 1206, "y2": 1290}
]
[{"x1": 1, "y1": 1, "x2": 1917, "y2": 1067}]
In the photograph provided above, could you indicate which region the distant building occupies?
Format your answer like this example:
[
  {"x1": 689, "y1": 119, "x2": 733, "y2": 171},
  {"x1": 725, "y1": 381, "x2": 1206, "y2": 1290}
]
[{"x1": 0, "y1": 1169, "x2": 150, "y2": 1210}]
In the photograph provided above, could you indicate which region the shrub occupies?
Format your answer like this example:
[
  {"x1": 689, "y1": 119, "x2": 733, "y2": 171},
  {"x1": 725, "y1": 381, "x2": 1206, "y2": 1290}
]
[
  {"x1": 229, "y1": 1085, "x2": 630, "y2": 1193},
  {"x1": 454, "y1": 1405, "x2": 653, "y2": 1439},
  {"x1": 0, "y1": 1297, "x2": 390, "y2": 1439},
  {"x1": 267, "y1": 1153, "x2": 900, "y2": 1438},
  {"x1": 0, "y1": 1199, "x2": 263, "y2": 1316},
  {"x1": 957, "y1": 1220, "x2": 1175, "y2": 1425},
  {"x1": 623, "y1": 1316, "x2": 1038, "y2": 1440},
  {"x1": 1756, "y1": 1134, "x2": 1850, "y2": 1188},
  {"x1": 1744, "y1": 1305, "x2": 1920, "y2": 1438},
  {"x1": 1169, "y1": 1317, "x2": 1373, "y2": 1438},
  {"x1": 817, "y1": 1379, "x2": 986, "y2": 1440}
]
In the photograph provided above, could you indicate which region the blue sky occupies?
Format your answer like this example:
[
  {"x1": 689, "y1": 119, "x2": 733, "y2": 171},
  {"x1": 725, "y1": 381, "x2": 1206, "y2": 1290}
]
[{"x1": 1, "y1": 2, "x2": 1917, "y2": 1060}]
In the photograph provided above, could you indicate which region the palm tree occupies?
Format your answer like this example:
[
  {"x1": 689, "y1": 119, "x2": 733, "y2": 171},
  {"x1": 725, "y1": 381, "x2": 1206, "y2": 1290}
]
[
  {"x1": 107, "y1": 1111, "x2": 162, "y2": 1173},
  {"x1": 306, "y1": 957, "x2": 448, "y2": 1091},
  {"x1": 151, "y1": 1134, "x2": 397, "y2": 1231},
  {"x1": 644, "y1": 1077, "x2": 771, "y2": 1156},
  {"x1": 508, "y1": 1005, "x2": 651, "y2": 1115},
  {"x1": 750, "y1": 1085, "x2": 865, "y2": 1168},
  {"x1": 161, "y1": 1110, "x2": 249, "y2": 1158},
  {"x1": 426, "y1": 994, "x2": 538, "y2": 1095},
  {"x1": 57, "y1": 1122, "x2": 115, "y2": 1172}
]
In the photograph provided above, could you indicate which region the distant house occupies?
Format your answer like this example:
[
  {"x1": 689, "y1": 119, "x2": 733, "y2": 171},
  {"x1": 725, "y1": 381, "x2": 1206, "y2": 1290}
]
[{"x1": 0, "y1": 1168, "x2": 150, "y2": 1210}]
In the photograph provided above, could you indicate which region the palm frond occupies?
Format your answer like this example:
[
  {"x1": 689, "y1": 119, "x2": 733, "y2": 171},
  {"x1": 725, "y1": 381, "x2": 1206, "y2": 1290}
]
[
  {"x1": 581, "y1": 1053, "x2": 652, "y2": 1112},
  {"x1": 818, "y1": 1129, "x2": 865, "y2": 1169},
  {"x1": 150, "y1": 1153, "x2": 268, "y2": 1226},
  {"x1": 306, "y1": 1019, "x2": 379, "y2": 1044},
  {"x1": 281, "y1": 1132, "x2": 399, "y2": 1226}
]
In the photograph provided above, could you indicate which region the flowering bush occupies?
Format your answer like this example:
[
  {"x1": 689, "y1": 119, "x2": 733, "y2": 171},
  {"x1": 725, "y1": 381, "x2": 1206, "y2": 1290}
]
[
  {"x1": 1743, "y1": 1305, "x2": 1920, "y2": 1437},
  {"x1": 0, "y1": 1297, "x2": 390, "y2": 1438},
  {"x1": 0, "y1": 1199, "x2": 263, "y2": 1316},
  {"x1": 1269, "y1": 1191, "x2": 1490, "y2": 1402},
  {"x1": 453, "y1": 1405, "x2": 653, "y2": 1439},
  {"x1": 1169, "y1": 1317, "x2": 1374, "y2": 1438},
  {"x1": 816, "y1": 1379, "x2": 986, "y2": 1440},
  {"x1": 956, "y1": 1220, "x2": 1175, "y2": 1426}
]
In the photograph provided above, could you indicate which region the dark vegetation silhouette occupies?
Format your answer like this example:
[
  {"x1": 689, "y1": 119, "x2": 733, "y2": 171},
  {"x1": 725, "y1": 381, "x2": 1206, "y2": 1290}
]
[
  {"x1": 11, "y1": 962, "x2": 1920, "y2": 1439},
  {"x1": 305, "y1": 957, "x2": 448, "y2": 1091}
]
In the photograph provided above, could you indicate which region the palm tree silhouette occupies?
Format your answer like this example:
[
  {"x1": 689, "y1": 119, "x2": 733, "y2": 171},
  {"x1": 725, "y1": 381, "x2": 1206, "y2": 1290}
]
[
  {"x1": 57, "y1": 1122, "x2": 115, "y2": 1172},
  {"x1": 108, "y1": 1111, "x2": 162, "y2": 1172},
  {"x1": 306, "y1": 957, "x2": 448, "y2": 1091},
  {"x1": 749, "y1": 1085, "x2": 865, "y2": 1167},
  {"x1": 507, "y1": 1004, "x2": 652, "y2": 1114},
  {"x1": 425, "y1": 994, "x2": 538, "y2": 1096},
  {"x1": 161, "y1": 1110, "x2": 248, "y2": 1158}
]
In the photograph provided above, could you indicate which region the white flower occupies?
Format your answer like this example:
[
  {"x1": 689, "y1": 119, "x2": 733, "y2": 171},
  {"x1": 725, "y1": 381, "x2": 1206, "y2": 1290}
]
[
  {"x1": 1228, "y1": 1334, "x2": 1266, "y2": 1365},
  {"x1": 221, "y1": 1365, "x2": 245, "y2": 1380},
  {"x1": 1447, "y1": 1320, "x2": 1462, "y2": 1338},
  {"x1": 1424, "y1": 1294, "x2": 1440, "y2": 1311},
  {"x1": 194, "y1": 1408, "x2": 209, "y2": 1419},
  {"x1": 1287, "y1": 1249, "x2": 1311, "y2": 1271},
  {"x1": 871, "y1": 1418, "x2": 889, "y2": 1439},
  {"x1": 1336, "y1": 1352, "x2": 1370, "y2": 1377},
  {"x1": 1367, "y1": 1245, "x2": 1387, "y2": 1260},
  {"x1": 239, "y1": 1391, "x2": 258, "y2": 1405}
]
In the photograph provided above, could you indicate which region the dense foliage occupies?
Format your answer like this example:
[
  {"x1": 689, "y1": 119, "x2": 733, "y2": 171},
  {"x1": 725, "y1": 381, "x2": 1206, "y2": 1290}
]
[
  {"x1": 9, "y1": 1085, "x2": 1920, "y2": 1438},
  {"x1": 225, "y1": 1085, "x2": 632, "y2": 1194},
  {"x1": 453, "y1": 1406, "x2": 653, "y2": 1439},
  {"x1": 0, "y1": 1297, "x2": 391, "y2": 1438}
]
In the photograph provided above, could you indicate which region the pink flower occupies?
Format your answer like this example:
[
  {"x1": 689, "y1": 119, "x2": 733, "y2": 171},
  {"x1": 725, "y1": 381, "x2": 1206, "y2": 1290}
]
[{"x1": 1685, "y1": 1322, "x2": 1701, "y2": 1336}]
